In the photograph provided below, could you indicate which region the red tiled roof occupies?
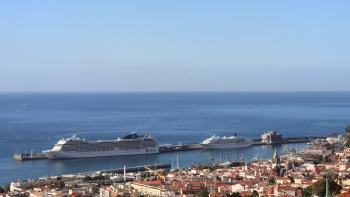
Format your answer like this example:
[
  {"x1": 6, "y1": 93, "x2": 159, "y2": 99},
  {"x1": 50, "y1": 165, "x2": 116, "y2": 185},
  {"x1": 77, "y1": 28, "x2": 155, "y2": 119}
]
[
  {"x1": 163, "y1": 184, "x2": 182, "y2": 188},
  {"x1": 240, "y1": 191, "x2": 252, "y2": 197},
  {"x1": 336, "y1": 193, "x2": 350, "y2": 197},
  {"x1": 277, "y1": 186, "x2": 295, "y2": 191},
  {"x1": 278, "y1": 194, "x2": 294, "y2": 197},
  {"x1": 208, "y1": 192, "x2": 221, "y2": 197},
  {"x1": 261, "y1": 186, "x2": 274, "y2": 195}
]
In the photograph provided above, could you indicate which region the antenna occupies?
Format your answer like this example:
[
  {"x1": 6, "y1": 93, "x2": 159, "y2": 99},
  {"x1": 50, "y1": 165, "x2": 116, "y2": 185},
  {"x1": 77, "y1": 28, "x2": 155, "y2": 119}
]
[{"x1": 176, "y1": 155, "x2": 179, "y2": 170}]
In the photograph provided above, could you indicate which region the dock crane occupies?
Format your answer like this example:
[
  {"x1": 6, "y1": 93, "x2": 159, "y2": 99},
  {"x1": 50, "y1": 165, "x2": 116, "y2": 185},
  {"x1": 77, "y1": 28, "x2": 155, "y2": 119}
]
[{"x1": 144, "y1": 166, "x2": 166, "y2": 196}]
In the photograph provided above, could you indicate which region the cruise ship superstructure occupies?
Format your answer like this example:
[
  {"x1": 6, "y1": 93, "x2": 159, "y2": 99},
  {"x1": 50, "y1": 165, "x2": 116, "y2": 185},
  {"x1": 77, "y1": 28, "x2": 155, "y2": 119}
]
[
  {"x1": 42, "y1": 132, "x2": 159, "y2": 159},
  {"x1": 200, "y1": 133, "x2": 253, "y2": 149}
]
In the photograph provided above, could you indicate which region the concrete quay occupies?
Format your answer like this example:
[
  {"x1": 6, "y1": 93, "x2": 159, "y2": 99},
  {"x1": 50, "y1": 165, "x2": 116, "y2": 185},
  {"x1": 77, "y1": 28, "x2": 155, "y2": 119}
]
[
  {"x1": 14, "y1": 136, "x2": 326, "y2": 161},
  {"x1": 61, "y1": 163, "x2": 171, "y2": 179},
  {"x1": 13, "y1": 153, "x2": 48, "y2": 161},
  {"x1": 251, "y1": 136, "x2": 326, "y2": 145}
]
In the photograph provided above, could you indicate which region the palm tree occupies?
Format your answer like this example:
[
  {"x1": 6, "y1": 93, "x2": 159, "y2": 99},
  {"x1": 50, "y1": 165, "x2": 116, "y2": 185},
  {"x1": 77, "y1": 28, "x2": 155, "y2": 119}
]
[{"x1": 198, "y1": 184, "x2": 210, "y2": 197}]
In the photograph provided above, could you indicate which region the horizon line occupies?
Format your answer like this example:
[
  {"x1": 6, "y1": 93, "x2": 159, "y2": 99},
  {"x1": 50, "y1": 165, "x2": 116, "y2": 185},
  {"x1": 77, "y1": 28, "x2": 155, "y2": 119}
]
[{"x1": 0, "y1": 90, "x2": 350, "y2": 94}]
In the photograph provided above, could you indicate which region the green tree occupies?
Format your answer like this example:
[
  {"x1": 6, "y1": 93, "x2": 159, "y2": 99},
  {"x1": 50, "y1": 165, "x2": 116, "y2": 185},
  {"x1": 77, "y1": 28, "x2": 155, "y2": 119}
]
[
  {"x1": 331, "y1": 143, "x2": 336, "y2": 155},
  {"x1": 102, "y1": 180, "x2": 111, "y2": 186},
  {"x1": 307, "y1": 174, "x2": 314, "y2": 180},
  {"x1": 300, "y1": 186, "x2": 312, "y2": 197},
  {"x1": 0, "y1": 186, "x2": 4, "y2": 193},
  {"x1": 163, "y1": 169, "x2": 170, "y2": 176},
  {"x1": 323, "y1": 173, "x2": 340, "y2": 183},
  {"x1": 209, "y1": 165, "x2": 220, "y2": 171},
  {"x1": 23, "y1": 184, "x2": 34, "y2": 190},
  {"x1": 198, "y1": 184, "x2": 210, "y2": 197},
  {"x1": 229, "y1": 162, "x2": 245, "y2": 167},
  {"x1": 289, "y1": 177, "x2": 295, "y2": 183},
  {"x1": 250, "y1": 190, "x2": 259, "y2": 197},
  {"x1": 58, "y1": 181, "x2": 65, "y2": 189},
  {"x1": 4, "y1": 184, "x2": 11, "y2": 193},
  {"x1": 343, "y1": 125, "x2": 350, "y2": 147},
  {"x1": 344, "y1": 139, "x2": 350, "y2": 148},
  {"x1": 83, "y1": 175, "x2": 93, "y2": 182},
  {"x1": 346, "y1": 125, "x2": 350, "y2": 134},
  {"x1": 92, "y1": 175, "x2": 105, "y2": 181},
  {"x1": 311, "y1": 178, "x2": 341, "y2": 196},
  {"x1": 324, "y1": 155, "x2": 331, "y2": 162},
  {"x1": 104, "y1": 175, "x2": 110, "y2": 180},
  {"x1": 268, "y1": 177, "x2": 276, "y2": 185},
  {"x1": 92, "y1": 186, "x2": 100, "y2": 196}
]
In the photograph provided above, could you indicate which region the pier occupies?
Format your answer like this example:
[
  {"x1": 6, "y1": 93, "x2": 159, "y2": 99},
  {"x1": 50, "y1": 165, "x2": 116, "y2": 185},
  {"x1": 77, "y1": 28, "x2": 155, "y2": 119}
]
[
  {"x1": 13, "y1": 153, "x2": 48, "y2": 161},
  {"x1": 251, "y1": 136, "x2": 326, "y2": 145},
  {"x1": 159, "y1": 142, "x2": 203, "y2": 152},
  {"x1": 14, "y1": 136, "x2": 327, "y2": 161}
]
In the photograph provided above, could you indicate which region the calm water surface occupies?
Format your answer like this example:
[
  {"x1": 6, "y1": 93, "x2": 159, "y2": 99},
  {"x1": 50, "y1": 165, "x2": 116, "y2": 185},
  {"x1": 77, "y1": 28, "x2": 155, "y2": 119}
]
[{"x1": 0, "y1": 92, "x2": 349, "y2": 186}]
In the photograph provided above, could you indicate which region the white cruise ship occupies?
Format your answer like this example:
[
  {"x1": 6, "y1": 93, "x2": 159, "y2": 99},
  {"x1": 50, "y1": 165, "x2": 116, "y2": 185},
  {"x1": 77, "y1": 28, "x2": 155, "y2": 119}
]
[
  {"x1": 200, "y1": 133, "x2": 253, "y2": 149},
  {"x1": 42, "y1": 132, "x2": 159, "y2": 159}
]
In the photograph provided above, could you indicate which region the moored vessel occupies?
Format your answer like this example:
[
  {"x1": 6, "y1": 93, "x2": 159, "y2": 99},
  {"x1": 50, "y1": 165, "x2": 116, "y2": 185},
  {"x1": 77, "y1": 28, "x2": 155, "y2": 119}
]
[
  {"x1": 200, "y1": 133, "x2": 253, "y2": 150},
  {"x1": 42, "y1": 132, "x2": 159, "y2": 159}
]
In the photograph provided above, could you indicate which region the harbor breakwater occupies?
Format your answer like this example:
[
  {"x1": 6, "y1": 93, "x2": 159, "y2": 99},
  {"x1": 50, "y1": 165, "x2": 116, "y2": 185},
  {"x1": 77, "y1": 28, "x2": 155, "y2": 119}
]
[{"x1": 14, "y1": 136, "x2": 324, "y2": 161}]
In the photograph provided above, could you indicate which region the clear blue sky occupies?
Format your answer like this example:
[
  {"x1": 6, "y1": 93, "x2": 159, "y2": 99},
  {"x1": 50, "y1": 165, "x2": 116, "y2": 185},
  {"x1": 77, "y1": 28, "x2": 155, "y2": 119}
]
[{"x1": 1, "y1": 1, "x2": 349, "y2": 92}]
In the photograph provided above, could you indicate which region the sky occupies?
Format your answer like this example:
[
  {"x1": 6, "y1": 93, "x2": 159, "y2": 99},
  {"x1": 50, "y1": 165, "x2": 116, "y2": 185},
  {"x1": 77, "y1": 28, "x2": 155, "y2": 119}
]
[{"x1": 1, "y1": 1, "x2": 349, "y2": 92}]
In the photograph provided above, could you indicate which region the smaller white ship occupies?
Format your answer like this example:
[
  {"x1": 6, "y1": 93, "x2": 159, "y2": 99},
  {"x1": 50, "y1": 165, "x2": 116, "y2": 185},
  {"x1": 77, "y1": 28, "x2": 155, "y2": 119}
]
[{"x1": 200, "y1": 133, "x2": 253, "y2": 150}]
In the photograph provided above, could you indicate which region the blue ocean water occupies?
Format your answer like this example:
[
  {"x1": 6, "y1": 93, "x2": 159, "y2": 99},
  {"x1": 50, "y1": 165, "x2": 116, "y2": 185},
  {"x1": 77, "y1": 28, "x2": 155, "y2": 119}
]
[{"x1": 0, "y1": 92, "x2": 349, "y2": 186}]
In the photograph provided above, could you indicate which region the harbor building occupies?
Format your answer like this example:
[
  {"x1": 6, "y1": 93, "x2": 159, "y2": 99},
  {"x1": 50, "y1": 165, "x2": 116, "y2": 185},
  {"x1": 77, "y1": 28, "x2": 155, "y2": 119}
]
[
  {"x1": 326, "y1": 132, "x2": 343, "y2": 144},
  {"x1": 261, "y1": 131, "x2": 283, "y2": 144}
]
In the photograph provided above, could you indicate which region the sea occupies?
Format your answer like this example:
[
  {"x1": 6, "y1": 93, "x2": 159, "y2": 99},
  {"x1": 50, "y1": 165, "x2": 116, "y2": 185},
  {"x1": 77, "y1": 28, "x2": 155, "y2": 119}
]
[{"x1": 0, "y1": 92, "x2": 350, "y2": 186}]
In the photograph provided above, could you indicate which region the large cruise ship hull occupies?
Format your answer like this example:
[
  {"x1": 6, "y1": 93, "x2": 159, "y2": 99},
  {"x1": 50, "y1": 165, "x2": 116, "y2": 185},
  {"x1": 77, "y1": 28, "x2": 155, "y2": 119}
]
[
  {"x1": 201, "y1": 143, "x2": 252, "y2": 150},
  {"x1": 42, "y1": 132, "x2": 159, "y2": 159},
  {"x1": 43, "y1": 147, "x2": 159, "y2": 159}
]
